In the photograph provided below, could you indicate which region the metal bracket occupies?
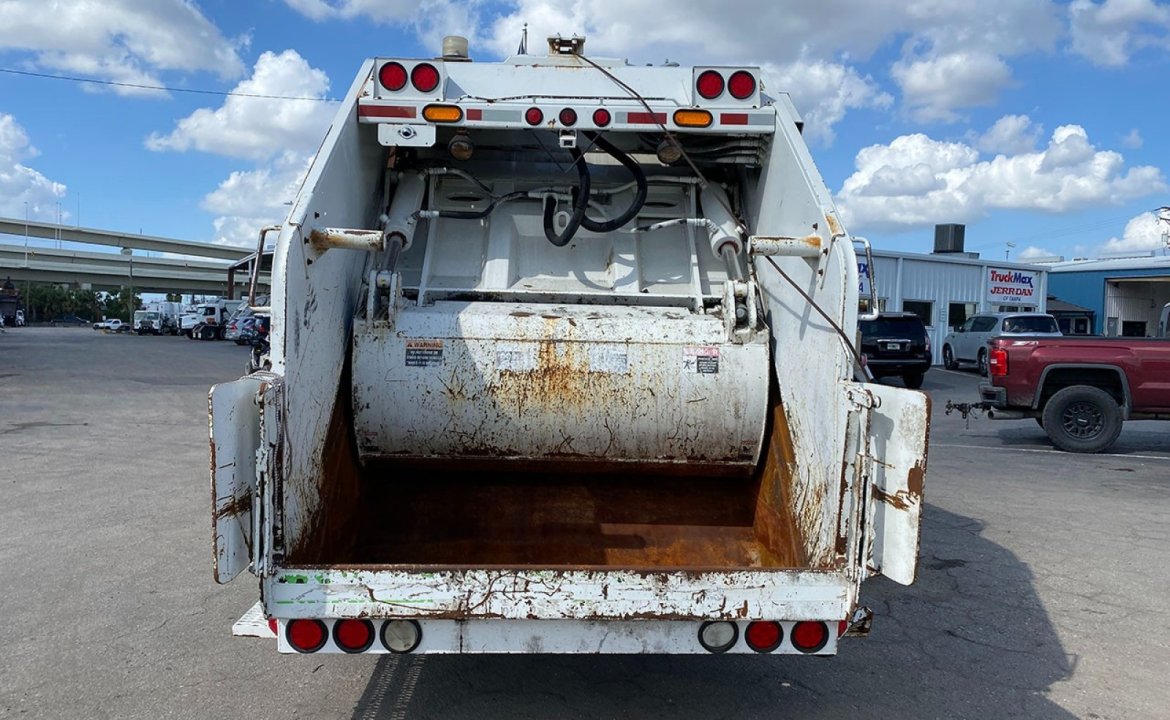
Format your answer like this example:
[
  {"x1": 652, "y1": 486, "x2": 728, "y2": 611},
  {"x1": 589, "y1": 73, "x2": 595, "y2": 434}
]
[{"x1": 847, "y1": 386, "x2": 878, "y2": 410}]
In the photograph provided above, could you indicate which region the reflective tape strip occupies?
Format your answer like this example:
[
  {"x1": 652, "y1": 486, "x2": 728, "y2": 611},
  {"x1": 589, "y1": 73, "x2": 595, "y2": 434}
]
[
  {"x1": 359, "y1": 105, "x2": 417, "y2": 119},
  {"x1": 622, "y1": 111, "x2": 667, "y2": 125}
]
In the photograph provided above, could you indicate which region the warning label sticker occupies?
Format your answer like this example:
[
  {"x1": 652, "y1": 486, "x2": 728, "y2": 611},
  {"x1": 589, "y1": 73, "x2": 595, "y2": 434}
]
[
  {"x1": 589, "y1": 346, "x2": 629, "y2": 374},
  {"x1": 405, "y1": 339, "x2": 444, "y2": 367},
  {"x1": 683, "y1": 346, "x2": 720, "y2": 374}
]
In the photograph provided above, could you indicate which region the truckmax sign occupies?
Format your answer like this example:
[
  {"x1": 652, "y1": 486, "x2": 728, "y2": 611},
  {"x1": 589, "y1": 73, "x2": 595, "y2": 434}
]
[{"x1": 987, "y1": 268, "x2": 1038, "y2": 305}]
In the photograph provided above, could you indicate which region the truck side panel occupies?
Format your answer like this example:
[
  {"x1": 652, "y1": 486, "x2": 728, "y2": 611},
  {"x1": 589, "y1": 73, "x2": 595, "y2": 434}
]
[
  {"x1": 269, "y1": 60, "x2": 381, "y2": 563},
  {"x1": 746, "y1": 107, "x2": 858, "y2": 569}
]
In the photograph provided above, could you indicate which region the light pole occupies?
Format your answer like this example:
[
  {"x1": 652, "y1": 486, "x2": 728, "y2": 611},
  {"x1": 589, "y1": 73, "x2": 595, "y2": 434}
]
[
  {"x1": 23, "y1": 201, "x2": 29, "y2": 267},
  {"x1": 121, "y1": 247, "x2": 134, "y2": 320}
]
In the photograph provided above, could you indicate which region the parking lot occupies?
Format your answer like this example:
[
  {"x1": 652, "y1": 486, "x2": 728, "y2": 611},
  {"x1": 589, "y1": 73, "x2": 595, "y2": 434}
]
[{"x1": 2, "y1": 327, "x2": 1168, "y2": 719}]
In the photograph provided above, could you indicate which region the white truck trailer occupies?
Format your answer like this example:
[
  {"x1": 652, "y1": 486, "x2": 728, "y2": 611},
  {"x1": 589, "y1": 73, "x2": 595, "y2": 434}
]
[{"x1": 211, "y1": 36, "x2": 929, "y2": 657}]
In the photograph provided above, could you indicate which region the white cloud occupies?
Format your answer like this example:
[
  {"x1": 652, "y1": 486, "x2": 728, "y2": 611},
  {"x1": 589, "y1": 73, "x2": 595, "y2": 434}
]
[
  {"x1": 1069, "y1": 0, "x2": 1170, "y2": 67},
  {"x1": 0, "y1": 0, "x2": 245, "y2": 94},
  {"x1": 979, "y1": 115, "x2": 1043, "y2": 155},
  {"x1": 762, "y1": 60, "x2": 891, "y2": 146},
  {"x1": 1100, "y1": 210, "x2": 1170, "y2": 253},
  {"x1": 892, "y1": 51, "x2": 1013, "y2": 122},
  {"x1": 0, "y1": 113, "x2": 67, "y2": 221},
  {"x1": 1018, "y1": 245, "x2": 1059, "y2": 260},
  {"x1": 146, "y1": 50, "x2": 334, "y2": 161},
  {"x1": 1121, "y1": 128, "x2": 1144, "y2": 149},
  {"x1": 836, "y1": 119, "x2": 1166, "y2": 231},
  {"x1": 200, "y1": 152, "x2": 312, "y2": 247},
  {"x1": 282, "y1": 0, "x2": 483, "y2": 49}
]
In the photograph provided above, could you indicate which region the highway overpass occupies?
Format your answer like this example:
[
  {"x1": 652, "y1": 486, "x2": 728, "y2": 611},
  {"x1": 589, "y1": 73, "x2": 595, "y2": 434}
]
[{"x1": 0, "y1": 218, "x2": 267, "y2": 296}]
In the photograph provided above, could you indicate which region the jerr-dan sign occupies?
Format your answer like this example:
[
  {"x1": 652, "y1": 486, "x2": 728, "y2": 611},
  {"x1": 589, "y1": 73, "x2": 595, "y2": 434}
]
[{"x1": 987, "y1": 268, "x2": 1038, "y2": 304}]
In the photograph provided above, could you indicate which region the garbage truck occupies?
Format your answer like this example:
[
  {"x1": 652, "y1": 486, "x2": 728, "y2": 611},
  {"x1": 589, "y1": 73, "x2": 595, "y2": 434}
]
[{"x1": 210, "y1": 35, "x2": 930, "y2": 656}]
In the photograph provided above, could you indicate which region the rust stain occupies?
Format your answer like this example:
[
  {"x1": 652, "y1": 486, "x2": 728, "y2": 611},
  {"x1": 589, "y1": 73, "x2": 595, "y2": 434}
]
[
  {"x1": 214, "y1": 493, "x2": 251, "y2": 520},
  {"x1": 906, "y1": 462, "x2": 925, "y2": 498},
  {"x1": 824, "y1": 213, "x2": 843, "y2": 238},
  {"x1": 488, "y1": 340, "x2": 619, "y2": 412},
  {"x1": 871, "y1": 485, "x2": 911, "y2": 511}
]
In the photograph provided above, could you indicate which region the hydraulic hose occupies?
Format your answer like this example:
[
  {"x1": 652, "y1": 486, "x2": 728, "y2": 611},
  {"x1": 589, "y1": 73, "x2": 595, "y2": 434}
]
[
  {"x1": 431, "y1": 191, "x2": 528, "y2": 220},
  {"x1": 579, "y1": 132, "x2": 647, "y2": 233},
  {"x1": 543, "y1": 148, "x2": 592, "y2": 247}
]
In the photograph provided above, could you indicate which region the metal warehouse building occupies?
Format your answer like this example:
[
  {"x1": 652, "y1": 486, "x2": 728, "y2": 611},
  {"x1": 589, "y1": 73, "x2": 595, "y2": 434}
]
[
  {"x1": 1046, "y1": 255, "x2": 1170, "y2": 337},
  {"x1": 862, "y1": 225, "x2": 1049, "y2": 365}
]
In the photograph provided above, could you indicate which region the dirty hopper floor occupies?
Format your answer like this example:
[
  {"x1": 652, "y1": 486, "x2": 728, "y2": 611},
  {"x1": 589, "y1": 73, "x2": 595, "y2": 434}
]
[{"x1": 345, "y1": 470, "x2": 806, "y2": 569}]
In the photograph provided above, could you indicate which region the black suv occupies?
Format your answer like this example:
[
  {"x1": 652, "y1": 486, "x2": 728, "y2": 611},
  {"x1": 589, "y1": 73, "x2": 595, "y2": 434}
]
[{"x1": 858, "y1": 312, "x2": 932, "y2": 389}]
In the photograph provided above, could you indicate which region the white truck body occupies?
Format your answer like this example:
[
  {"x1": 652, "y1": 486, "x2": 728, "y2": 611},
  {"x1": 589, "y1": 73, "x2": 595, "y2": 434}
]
[
  {"x1": 210, "y1": 38, "x2": 929, "y2": 656},
  {"x1": 134, "y1": 301, "x2": 183, "y2": 335},
  {"x1": 182, "y1": 299, "x2": 240, "y2": 337}
]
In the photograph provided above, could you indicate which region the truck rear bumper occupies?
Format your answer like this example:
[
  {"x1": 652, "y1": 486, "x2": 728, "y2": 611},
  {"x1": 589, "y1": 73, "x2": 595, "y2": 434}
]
[
  {"x1": 263, "y1": 567, "x2": 854, "y2": 622},
  {"x1": 978, "y1": 383, "x2": 1031, "y2": 419},
  {"x1": 267, "y1": 616, "x2": 844, "y2": 655},
  {"x1": 257, "y1": 568, "x2": 856, "y2": 654}
]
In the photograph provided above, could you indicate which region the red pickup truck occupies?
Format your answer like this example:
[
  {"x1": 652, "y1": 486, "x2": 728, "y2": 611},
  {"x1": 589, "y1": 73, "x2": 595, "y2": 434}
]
[{"x1": 977, "y1": 336, "x2": 1170, "y2": 452}]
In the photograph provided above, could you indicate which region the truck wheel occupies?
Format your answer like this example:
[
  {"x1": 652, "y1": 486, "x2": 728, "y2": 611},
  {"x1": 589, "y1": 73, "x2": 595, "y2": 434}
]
[
  {"x1": 977, "y1": 349, "x2": 988, "y2": 376},
  {"x1": 943, "y1": 345, "x2": 958, "y2": 370},
  {"x1": 1035, "y1": 417, "x2": 1045, "y2": 429},
  {"x1": 903, "y1": 373, "x2": 925, "y2": 389},
  {"x1": 1041, "y1": 385, "x2": 1122, "y2": 453}
]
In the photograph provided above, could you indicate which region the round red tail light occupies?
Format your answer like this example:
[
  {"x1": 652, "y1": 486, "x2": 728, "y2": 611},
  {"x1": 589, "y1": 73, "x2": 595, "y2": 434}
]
[
  {"x1": 267, "y1": 617, "x2": 279, "y2": 635},
  {"x1": 592, "y1": 108, "x2": 611, "y2": 127},
  {"x1": 698, "y1": 621, "x2": 738, "y2": 653},
  {"x1": 333, "y1": 619, "x2": 375, "y2": 653},
  {"x1": 791, "y1": 621, "x2": 829, "y2": 653},
  {"x1": 525, "y1": 107, "x2": 544, "y2": 126},
  {"x1": 744, "y1": 621, "x2": 783, "y2": 653},
  {"x1": 559, "y1": 108, "x2": 578, "y2": 126},
  {"x1": 696, "y1": 70, "x2": 724, "y2": 100},
  {"x1": 379, "y1": 62, "x2": 407, "y2": 91},
  {"x1": 727, "y1": 71, "x2": 756, "y2": 100},
  {"x1": 411, "y1": 63, "x2": 441, "y2": 93},
  {"x1": 286, "y1": 619, "x2": 328, "y2": 653}
]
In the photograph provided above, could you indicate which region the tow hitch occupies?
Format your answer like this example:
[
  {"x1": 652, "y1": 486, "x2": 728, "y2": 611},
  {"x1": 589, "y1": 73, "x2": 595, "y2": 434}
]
[{"x1": 945, "y1": 400, "x2": 991, "y2": 428}]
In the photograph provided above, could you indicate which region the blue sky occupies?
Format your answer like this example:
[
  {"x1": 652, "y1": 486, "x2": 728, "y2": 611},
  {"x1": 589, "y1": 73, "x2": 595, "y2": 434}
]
[{"x1": 0, "y1": 0, "x2": 1168, "y2": 262}]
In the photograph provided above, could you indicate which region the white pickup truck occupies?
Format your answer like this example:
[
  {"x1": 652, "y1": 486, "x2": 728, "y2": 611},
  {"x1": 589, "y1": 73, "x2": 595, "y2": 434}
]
[
  {"x1": 211, "y1": 34, "x2": 929, "y2": 658},
  {"x1": 92, "y1": 318, "x2": 124, "y2": 332}
]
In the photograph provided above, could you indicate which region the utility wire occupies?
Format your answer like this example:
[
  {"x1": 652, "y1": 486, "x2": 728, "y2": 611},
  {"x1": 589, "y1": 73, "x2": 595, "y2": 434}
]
[{"x1": 0, "y1": 66, "x2": 340, "y2": 102}]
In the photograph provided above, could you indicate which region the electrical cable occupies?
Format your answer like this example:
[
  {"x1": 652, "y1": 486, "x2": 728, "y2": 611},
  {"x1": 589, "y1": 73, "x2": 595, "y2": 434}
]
[{"x1": 0, "y1": 66, "x2": 340, "y2": 102}]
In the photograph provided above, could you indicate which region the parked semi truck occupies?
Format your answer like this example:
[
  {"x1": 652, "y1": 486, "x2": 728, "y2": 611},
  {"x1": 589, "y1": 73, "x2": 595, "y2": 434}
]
[
  {"x1": 211, "y1": 36, "x2": 930, "y2": 657},
  {"x1": 134, "y1": 301, "x2": 182, "y2": 335},
  {"x1": 183, "y1": 299, "x2": 240, "y2": 339}
]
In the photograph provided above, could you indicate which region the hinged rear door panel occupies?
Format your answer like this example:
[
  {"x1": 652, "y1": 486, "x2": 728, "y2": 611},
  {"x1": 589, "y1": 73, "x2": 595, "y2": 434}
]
[
  {"x1": 210, "y1": 376, "x2": 267, "y2": 584},
  {"x1": 862, "y1": 383, "x2": 929, "y2": 585}
]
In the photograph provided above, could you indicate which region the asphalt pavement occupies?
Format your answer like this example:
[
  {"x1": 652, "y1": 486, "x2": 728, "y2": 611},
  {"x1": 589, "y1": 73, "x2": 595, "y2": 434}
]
[{"x1": 1, "y1": 328, "x2": 1167, "y2": 719}]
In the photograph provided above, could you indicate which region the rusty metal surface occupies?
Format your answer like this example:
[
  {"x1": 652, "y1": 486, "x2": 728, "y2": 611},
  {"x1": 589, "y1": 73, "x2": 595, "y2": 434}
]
[
  {"x1": 749, "y1": 235, "x2": 822, "y2": 257},
  {"x1": 308, "y1": 227, "x2": 384, "y2": 253},
  {"x1": 264, "y1": 567, "x2": 854, "y2": 622},
  {"x1": 210, "y1": 376, "x2": 265, "y2": 584},
  {"x1": 858, "y1": 382, "x2": 930, "y2": 585},
  {"x1": 343, "y1": 468, "x2": 802, "y2": 568},
  {"x1": 352, "y1": 302, "x2": 770, "y2": 468}
]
